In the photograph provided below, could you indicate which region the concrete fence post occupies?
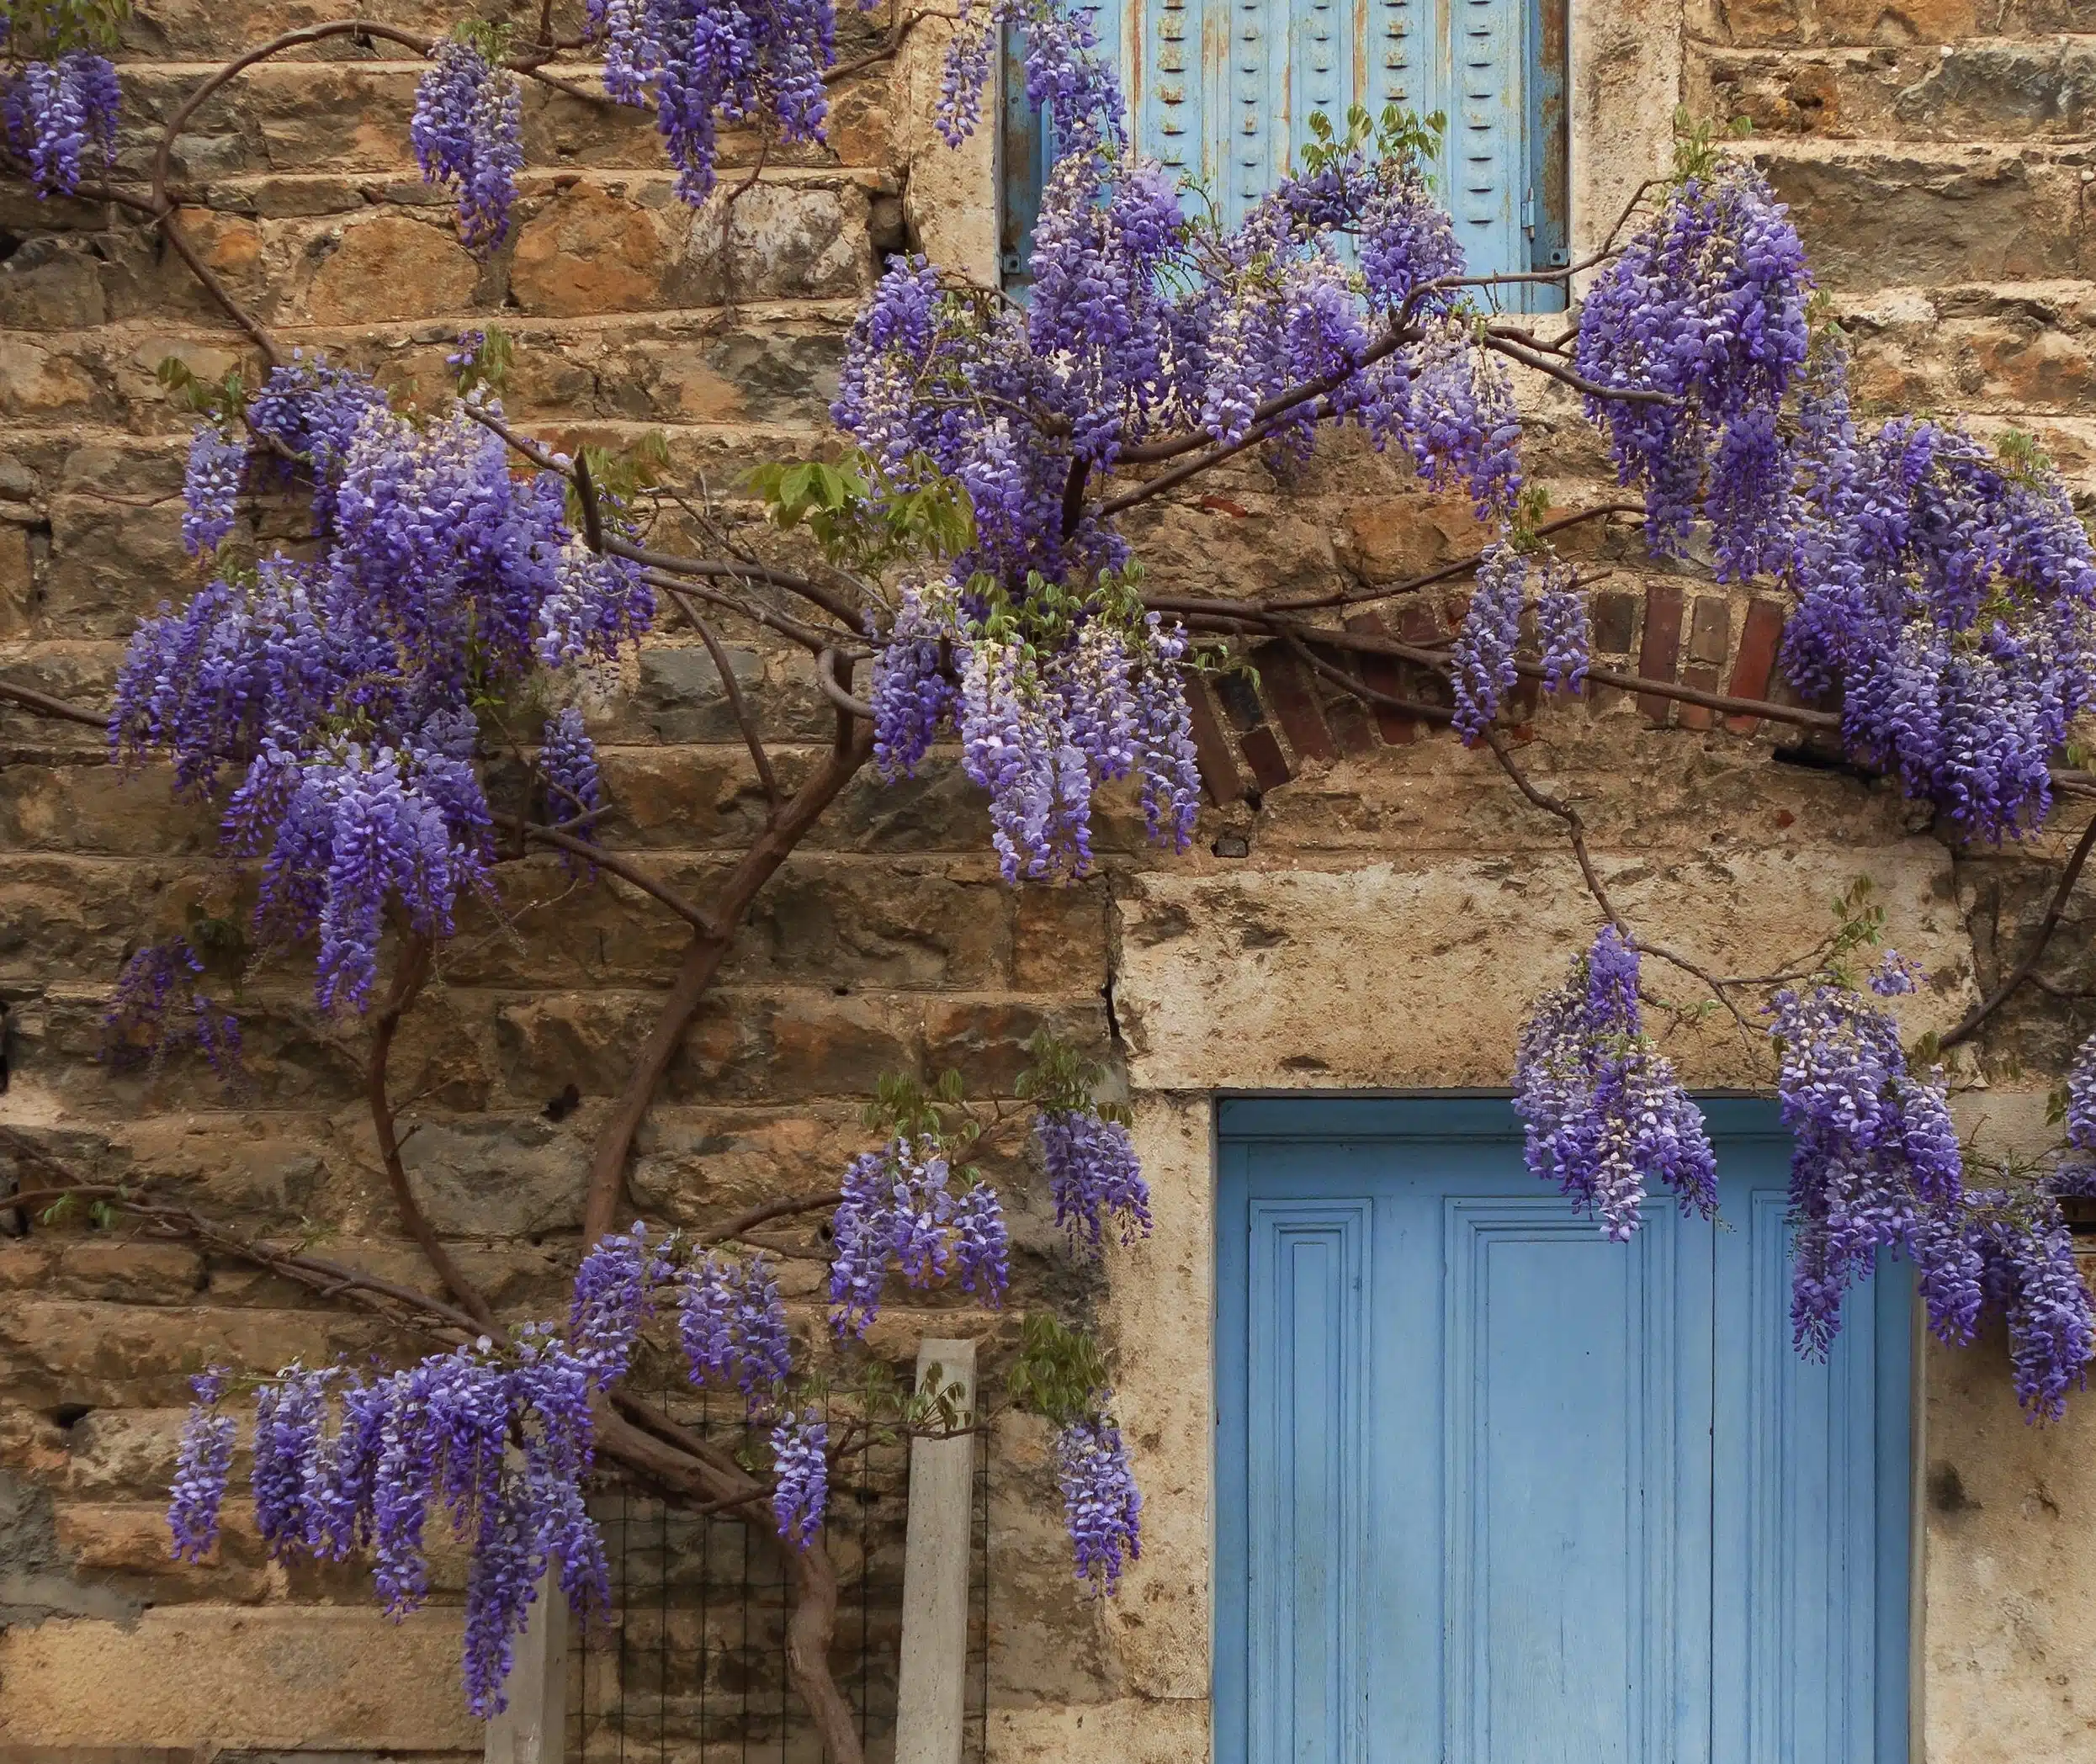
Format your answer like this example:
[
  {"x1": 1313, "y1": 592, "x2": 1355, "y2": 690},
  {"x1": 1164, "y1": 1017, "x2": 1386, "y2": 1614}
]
[
  {"x1": 894, "y1": 1337, "x2": 979, "y2": 1764},
  {"x1": 485, "y1": 1559, "x2": 566, "y2": 1764}
]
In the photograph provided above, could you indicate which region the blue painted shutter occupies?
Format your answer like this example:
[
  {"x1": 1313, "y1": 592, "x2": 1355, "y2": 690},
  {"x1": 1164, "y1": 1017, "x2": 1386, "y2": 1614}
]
[
  {"x1": 1216, "y1": 1099, "x2": 1913, "y2": 1764},
  {"x1": 999, "y1": 0, "x2": 1566, "y2": 300}
]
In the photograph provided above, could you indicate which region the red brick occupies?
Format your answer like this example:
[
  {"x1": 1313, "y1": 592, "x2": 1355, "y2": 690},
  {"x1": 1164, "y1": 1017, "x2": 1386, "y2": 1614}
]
[
  {"x1": 1239, "y1": 726, "x2": 1292, "y2": 793},
  {"x1": 1688, "y1": 596, "x2": 1732, "y2": 668},
  {"x1": 1342, "y1": 611, "x2": 1419, "y2": 745},
  {"x1": 1636, "y1": 585, "x2": 1685, "y2": 725},
  {"x1": 1181, "y1": 669, "x2": 1246, "y2": 805},
  {"x1": 1258, "y1": 645, "x2": 1340, "y2": 766},
  {"x1": 1724, "y1": 597, "x2": 1789, "y2": 734},
  {"x1": 1677, "y1": 666, "x2": 1722, "y2": 732}
]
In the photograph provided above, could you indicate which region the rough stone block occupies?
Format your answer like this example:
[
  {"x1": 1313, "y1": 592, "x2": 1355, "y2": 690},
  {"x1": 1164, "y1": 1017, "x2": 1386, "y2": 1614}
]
[
  {"x1": 510, "y1": 183, "x2": 674, "y2": 317},
  {"x1": 1011, "y1": 880, "x2": 1111, "y2": 992},
  {"x1": 636, "y1": 641, "x2": 768, "y2": 743},
  {"x1": 1112, "y1": 842, "x2": 1972, "y2": 1093},
  {"x1": 395, "y1": 1114, "x2": 590, "y2": 1238},
  {"x1": 662, "y1": 986, "x2": 921, "y2": 1103},
  {"x1": 303, "y1": 211, "x2": 482, "y2": 325},
  {"x1": 626, "y1": 1103, "x2": 869, "y2": 1226},
  {"x1": 0, "y1": 1607, "x2": 476, "y2": 1750},
  {"x1": 0, "y1": 1300, "x2": 378, "y2": 1410},
  {"x1": 1764, "y1": 146, "x2": 2081, "y2": 288}
]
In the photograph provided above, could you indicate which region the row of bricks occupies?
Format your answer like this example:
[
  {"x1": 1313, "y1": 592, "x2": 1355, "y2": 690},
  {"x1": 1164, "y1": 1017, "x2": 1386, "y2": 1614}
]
[{"x1": 1181, "y1": 584, "x2": 1795, "y2": 803}]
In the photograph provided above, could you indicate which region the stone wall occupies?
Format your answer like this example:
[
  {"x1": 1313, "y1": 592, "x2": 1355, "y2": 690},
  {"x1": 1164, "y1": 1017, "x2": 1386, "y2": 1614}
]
[{"x1": 3, "y1": 0, "x2": 2096, "y2": 1754}]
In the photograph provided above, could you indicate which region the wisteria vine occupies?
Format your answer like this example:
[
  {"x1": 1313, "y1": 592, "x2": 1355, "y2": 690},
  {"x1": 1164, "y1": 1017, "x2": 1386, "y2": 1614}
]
[
  {"x1": 168, "y1": 1066, "x2": 1153, "y2": 1711},
  {"x1": 9, "y1": 0, "x2": 2095, "y2": 1730}
]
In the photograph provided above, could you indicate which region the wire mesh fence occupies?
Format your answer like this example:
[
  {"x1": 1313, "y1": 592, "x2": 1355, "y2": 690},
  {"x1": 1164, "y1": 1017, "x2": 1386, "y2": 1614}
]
[{"x1": 569, "y1": 1375, "x2": 990, "y2": 1763}]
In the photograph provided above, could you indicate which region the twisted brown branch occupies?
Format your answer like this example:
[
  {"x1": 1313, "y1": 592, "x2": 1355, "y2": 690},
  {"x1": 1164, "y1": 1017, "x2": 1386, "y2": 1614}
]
[
  {"x1": 1939, "y1": 812, "x2": 2096, "y2": 1052},
  {"x1": 491, "y1": 813, "x2": 724, "y2": 937},
  {"x1": 369, "y1": 934, "x2": 499, "y2": 1332},
  {"x1": 1476, "y1": 727, "x2": 1759, "y2": 1041},
  {"x1": 0, "y1": 676, "x2": 109, "y2": 728},
  {"x1": 579, "y1": 712, "x2": 876, "y2": 1246},
  {"x1": 688, "y1": 606, "x2": 783, "y2": 809}
]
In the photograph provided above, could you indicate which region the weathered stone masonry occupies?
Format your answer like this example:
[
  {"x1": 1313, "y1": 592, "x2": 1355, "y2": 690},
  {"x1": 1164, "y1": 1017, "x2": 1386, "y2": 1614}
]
[{"x1": 6, "y1": 0, "x2": 2096, "y2": 1754}]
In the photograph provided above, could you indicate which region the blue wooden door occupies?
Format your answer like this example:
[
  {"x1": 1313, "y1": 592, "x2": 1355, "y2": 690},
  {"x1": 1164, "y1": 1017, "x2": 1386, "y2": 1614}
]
[
  {"x1": 1215, "y1": 1097, "x2": 1913, "y2": 1764},
  {"x1": 998, "y1": 0, "x2": 1568, "y2": 300}
]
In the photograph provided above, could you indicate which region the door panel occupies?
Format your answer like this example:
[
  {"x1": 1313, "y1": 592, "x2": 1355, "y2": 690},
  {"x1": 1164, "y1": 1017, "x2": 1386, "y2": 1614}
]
[{"x1": 1215, "y1": 1098, "x2": 1913, "y2": 1764}]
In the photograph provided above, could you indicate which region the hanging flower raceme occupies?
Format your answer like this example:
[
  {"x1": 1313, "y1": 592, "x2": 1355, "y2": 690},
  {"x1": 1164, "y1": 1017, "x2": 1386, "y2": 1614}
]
[
  {"x1": 1972, "y1": 1189, "x2": 2096, "y2": 1421},
  {"x1": 858, "y1": 569, "x2": 1200, "y2": 884},
  {"x1": 1053, "y1": 1412, "x2": 1142, "y2": 1592},
  {"x1": 103, "y1": 941, "x2": 241, "y2": 1080},
  {"x1": 1036, "y1": 1105, "x2": 1153, "y2": 1251},
  {"x1": 868, "y1": 580, "x2": 961, "y2": 780},
  {"x1": 937, "y1": 0, "x2": 1123, "y2": 155},
  {"x1": 1451, "y1": 543, "x2": 1526, "y2": 742},
  {"x1": 1534, "y1": 554, "x2": 1590, "y2": 696},
  {"x1": 1398, "y1": 318, "x2": 1523, "y2": 516},
  {"x1": 182, "y1": 424, "x2": 244, "y2": 557},
  {"x1": 1573, "y1": 157, "x2": 1812, "y2": 560},
  {"x1": 1779, "y1": 416, "x2": 2096, "y2": 843},
  {"x1": 678, "y1": 1250, "x2": 794, "y2": 1408},
  {"x1": 162, "y1": 1230, "x2": 707, "y2": 1714},
  {"x1": 1767, "y1": 973, "x2": 1965, "y2": 1353},
  {"x1": 2067, "y1": 1028, "x2": 2096, "y2": 1158},
  {"x1": 1514, "y1": 925, "x2": 1717, "y2": 1242},
  {"x1": 167, "y1": 1369, "x2": 236, "y2": 1561},
  {"x1": 3, "y1": 48, "x2": 119, "y2": 197},
  {"x1": 770, "y1": 1409, "x2": 830, "y2": 1549},
  {"x1": 411, "y1": 35, "x2": 524, "y2": 257},
  {"x1": 828, "y1": 1133, "x2": 1011, "y2": 1336},
  {"x1": 584, "y1": 0, "x2": 833, "y2": 204},
  {"x1": 538, "y1": 705, "x2": 602, "y2": 838},
  {"x1": 112, "y1": 365, "x2": 656, "y2": 1020}
]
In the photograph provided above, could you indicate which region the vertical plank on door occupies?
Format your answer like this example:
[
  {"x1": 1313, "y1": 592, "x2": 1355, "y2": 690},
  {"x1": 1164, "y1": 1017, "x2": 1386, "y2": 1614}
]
[{"x1": 1245, "y1": 1200, "x2": 1369, "y2": 1764}]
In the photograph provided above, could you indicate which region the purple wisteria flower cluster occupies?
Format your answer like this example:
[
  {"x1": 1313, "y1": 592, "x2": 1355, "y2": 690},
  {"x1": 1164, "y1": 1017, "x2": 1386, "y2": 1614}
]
[
  {"x1": 1778, "y1": 410, "x2": 2096, "y2": 843},
  {"x1": 677, "y1": 1249, "x2": 793, "y2": 1407},
  {"x1": 103, "y1": 940, "x2": 242, "y2": 1081},
  {"x1": 1574, "y1": 158, "x2": 1812, "y2": 564},
  {"x1": 167, "y1": 1369, "x2": 236, "y2": 1561},
  {"x1": 181, "y1": 423, "x2": 244, "y2": 557},
  {"x1": 1451, "y1": 544, "x2": 1526, "y2": 742},
  {"x1": 2, "y1": 45, "x2": 119, "y2": 197},
  {"x1": 411, "y1": 34, "x2": 525, "y2": 258},
  {"x1": 169, "y1": 1316, "x2": 622, "y2": 1716},
  {"x1": 828, "y1": 1132, "x2": 1011, "y2": 1336},
  {"x1": 1969, "y1": 1189, "x2": 2096, "y2": 1421},
  {"x1": 770, "y1": 1409, "x2": 830, "y2": 1549},
  {"x1": 1053, "y1": 1413, "x2": 1143, "y2": 1592},
  {"x1": 538, "y1": 704, "x2": 604, "y2": 872},
  {"x1": 862, "y1": 577, "x2": 1200, "y2": 883},
  {"x1": 1036, "y1": 1106, "x2": 1153, "y2": 1251},
  {"x1": 1767, "y1": 971, "x2": 2094, "y2": 1415},
  {"x1": 113, "y1": 359, "x2": 654, "y2": 1016},
  {"x1": 586, "y1": 0, "x2": 832, "y2": 204},
  {"x1": 2067, "y1": 1027, "x2": 2096, "y2": 1160},
  {"x1": 166, "y1": 1226, "x2": 856, "y2": 1710},
  {"x1": 1514, "y1": 925, "x2": 1717, "y2": 1242},
  {"x1": 937, "y1": 0, "x2": 1122, "y2": 153},
  {"x1": 1768, "y1": 975, "x2": 1965, "y2": 1353}
]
